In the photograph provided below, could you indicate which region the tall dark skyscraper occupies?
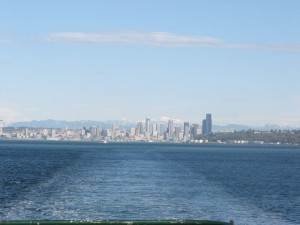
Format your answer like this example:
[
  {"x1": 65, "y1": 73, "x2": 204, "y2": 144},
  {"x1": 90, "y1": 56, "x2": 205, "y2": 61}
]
[
  {"x1": 206, "y1": 113, "x2": 212, "y2": 134},
  {"x1": 136, "y1": 122, "x2": 143, "y2": 136},
  {"x1": 202, "y1": 114, "x2": 212, "y2": 135},
  {"x1": 202, "y1": 119, "x2": 207, "y2": 135}
]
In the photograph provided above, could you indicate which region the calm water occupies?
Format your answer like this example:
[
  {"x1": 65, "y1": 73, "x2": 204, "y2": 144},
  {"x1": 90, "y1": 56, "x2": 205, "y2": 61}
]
[{"x1": 0, "y1": 141, "x2": 300, "y2": 225}]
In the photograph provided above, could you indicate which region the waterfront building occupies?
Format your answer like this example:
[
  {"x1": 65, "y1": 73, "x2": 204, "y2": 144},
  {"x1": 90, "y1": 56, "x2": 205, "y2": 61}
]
[
  {"x1": 130, "y1": 128, "x2": 136, "y2": 137},
  {"x1": 168, "y1": 120, "x2": 174, "y2": 140},
  {"x1": 101, "y1": 128, "x2": 107, "y2": 137},
  {"x1": 157, "y1": 123, "x2": 164, "y2": 136},
  {"x1": 150, "y1": 122, "x2": 154, "y2": 134},
  {"x1": 81, "y1": 128, "x2": 86, "y2": 136},
  {"x1": 145, "y1": 118, "x2": 150, "y2": 133},
  {"x1": 197, "y1": 128, "x2": 202, "y2": 135},
  {"x1": 151, "y1": 123, "x2": 157, "y2": 135},
  {"x1": 86, "y1": 133, "x2": 91, "y2": 139},
  {"x1": 43, "y1": 129, "x2": 48, "y2": 136},
  {"x1": 152, "y1": 130, "x2": 158, "y2": 138},
  {"x1": 183, "y1": 122, "x2": 190, "y2": 141},
  {"x1": 144, "y1": 131, "x2": 150, "y2": 139},
  {"x1": 106, "y1": 129, "x2": 112, "y2": 137},
  {"x1": 96, "y1": 127, "x2": 102, "y2": 137},
  {"x1": 112, "y1": 124, "x2": 118, "y2": 133},
  {"x1": 51, "y1": 129, "x2": 56, "y2": 138},
  {"x1": 174, "y1": 127, "x2": 181, "y2": 141},
  {"x1": 164, "y1": 132, "x2": 169, "y2": 141},
  {"x1": 82, "y1": 127, "x2": 89, "y2": 135},
  {"x1": 191, "y1": 123, "x2": 200, "y2": 139},
  {"x1": 89, "y1": 126, "x2": 97, "y2": 137},
  {"x1": 179, "y1": 131, "x2": 184, "y2": 140},
  {"x1": 136, "y1": 122, "x2": 143, "y2": 136},
  {"x1": 157, "y1": 123, "x2": 161, "y2": 134},
  {"x1": 113, "y1": 129, "x2": 121, "y2": 138}
]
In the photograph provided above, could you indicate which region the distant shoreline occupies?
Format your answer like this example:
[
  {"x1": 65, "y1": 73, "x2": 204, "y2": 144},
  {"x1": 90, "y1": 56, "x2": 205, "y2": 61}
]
[{"x1": 1, "y1": 138, "x2": 299, "y2": 148}]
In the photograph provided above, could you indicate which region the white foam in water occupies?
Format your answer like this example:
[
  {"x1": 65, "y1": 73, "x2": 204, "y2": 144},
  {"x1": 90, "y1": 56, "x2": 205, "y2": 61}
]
[
  {"x1": 197, "y1": 182, "x2": 295, "y2": 225},
  {"x1": 1, "y1": 142, "x2": 299, "y2": 225},
  {"x1": 8, "y1": 173, "x2": 293, "y2": 225}
]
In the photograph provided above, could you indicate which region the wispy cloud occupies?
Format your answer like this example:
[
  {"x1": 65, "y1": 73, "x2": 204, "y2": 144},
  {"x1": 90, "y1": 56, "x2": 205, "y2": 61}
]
[
  {"x1": 44, "y1": 31, "x2": 232, "y2": 48},
  {"x1": 44, "y1": 30, "x2": 300, "y2": 52}
]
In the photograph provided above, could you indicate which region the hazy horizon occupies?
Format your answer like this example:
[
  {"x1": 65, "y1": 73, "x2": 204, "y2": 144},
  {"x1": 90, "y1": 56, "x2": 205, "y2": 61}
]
[
  {"x1": 1, "y1": 1, "x2": 299, "y2": 127},
  {"x1": 5, "y1": 117, "x2": 300, "y2": 130}
]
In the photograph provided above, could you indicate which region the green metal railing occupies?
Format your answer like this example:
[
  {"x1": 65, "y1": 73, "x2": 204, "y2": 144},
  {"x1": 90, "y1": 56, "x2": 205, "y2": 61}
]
[{"x1": 0, "y1": 220, "x2": 234, "y2": 225}]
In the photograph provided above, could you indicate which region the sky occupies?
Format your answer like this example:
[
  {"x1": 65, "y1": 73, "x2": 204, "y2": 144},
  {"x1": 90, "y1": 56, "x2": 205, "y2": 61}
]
[{"x1": 0, "y1": 0, "x2": 300, "y2": 126}]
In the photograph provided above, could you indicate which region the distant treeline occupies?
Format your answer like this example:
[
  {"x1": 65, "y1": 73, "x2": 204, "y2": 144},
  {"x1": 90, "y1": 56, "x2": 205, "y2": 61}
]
[{"x1": 201, "y1": 130, "x2": 300, "y2": 145}]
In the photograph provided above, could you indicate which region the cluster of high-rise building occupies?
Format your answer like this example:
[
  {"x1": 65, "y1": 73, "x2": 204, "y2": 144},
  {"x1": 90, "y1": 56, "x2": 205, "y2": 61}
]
[
  {"x1": 0, "y1": 114, "x2": 212, "y2": 143},
  {"x1": 133, "y1": 114, "x2": 212, "y2": 142}
]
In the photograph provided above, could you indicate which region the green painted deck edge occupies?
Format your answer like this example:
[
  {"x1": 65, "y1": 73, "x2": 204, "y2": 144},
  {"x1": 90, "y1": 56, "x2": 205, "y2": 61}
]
[{"x1": 0, "y1": 220, "x2": 233, "y2": 225}]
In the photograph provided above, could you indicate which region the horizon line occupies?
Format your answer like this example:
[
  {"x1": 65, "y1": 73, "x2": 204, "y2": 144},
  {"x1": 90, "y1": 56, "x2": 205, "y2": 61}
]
[{"x1": 3, "y1": 119, "x2": 300, "y2": 129}]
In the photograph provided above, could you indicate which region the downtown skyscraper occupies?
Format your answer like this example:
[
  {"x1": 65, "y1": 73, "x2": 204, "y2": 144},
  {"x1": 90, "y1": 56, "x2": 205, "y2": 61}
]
[
  {"x1": 168, "y1": 119, "x2": 174, "y2": 140},
  {"x1": 202, "y1": 114, "x2": 212, "y2": 135},
  {"x1": 183, "y1": 122, "x2": 190, "y2": 141},
  {"x1": 145, "y1": 118, "x2": 151, "y2": 133}
]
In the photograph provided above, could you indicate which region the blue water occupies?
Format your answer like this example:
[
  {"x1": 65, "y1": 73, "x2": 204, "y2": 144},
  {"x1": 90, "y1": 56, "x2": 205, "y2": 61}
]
[{"x1": 0, "y1": 141, "x2": 300, "y2": 225}]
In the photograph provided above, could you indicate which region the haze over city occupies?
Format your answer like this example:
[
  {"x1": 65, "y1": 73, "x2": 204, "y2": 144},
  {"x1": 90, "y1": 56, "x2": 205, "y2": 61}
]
[{"x1": 0, "y1": 1, "x2": 299, "y2": 127}]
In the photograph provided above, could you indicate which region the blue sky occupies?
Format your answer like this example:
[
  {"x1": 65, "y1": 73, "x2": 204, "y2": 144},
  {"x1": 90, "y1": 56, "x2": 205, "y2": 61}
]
[{"x1": 0, "y1": 1, "x2": 300, "y2": 126}]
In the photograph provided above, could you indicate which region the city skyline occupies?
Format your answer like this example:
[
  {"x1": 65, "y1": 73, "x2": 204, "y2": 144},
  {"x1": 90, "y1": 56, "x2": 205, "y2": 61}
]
[
  {"x1": 2, "y1": 113, "x2": 300, "y2": 145},
  {"x1": 1, "y1": 1, "x2": 300, "y2": 126},
  {"x1": 1, "y1": 114, "x2": 212, "y2": 142}
]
